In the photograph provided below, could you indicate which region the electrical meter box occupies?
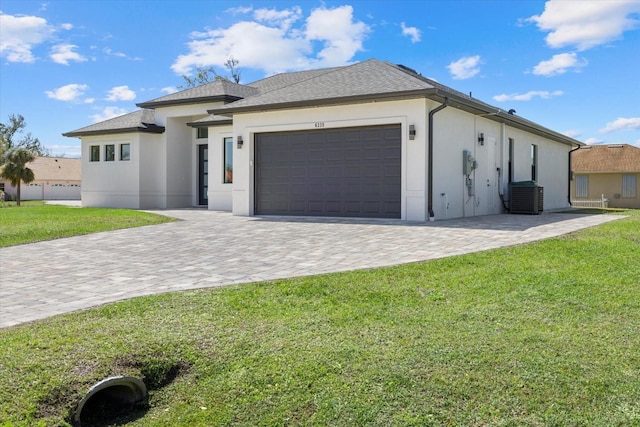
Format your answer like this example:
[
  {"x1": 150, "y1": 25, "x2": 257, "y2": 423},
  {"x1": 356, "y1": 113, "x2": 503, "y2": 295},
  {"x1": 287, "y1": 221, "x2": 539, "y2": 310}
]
[{"x1": 463, "y1": 150, "x2": 475, "y2": 175}]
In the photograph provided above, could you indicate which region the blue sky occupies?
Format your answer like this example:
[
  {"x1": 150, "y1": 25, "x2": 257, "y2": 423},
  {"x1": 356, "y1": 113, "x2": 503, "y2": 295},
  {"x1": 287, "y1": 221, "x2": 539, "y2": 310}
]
[{"x1": 1, "y1": 0, "x2": 639, "y2": 157}]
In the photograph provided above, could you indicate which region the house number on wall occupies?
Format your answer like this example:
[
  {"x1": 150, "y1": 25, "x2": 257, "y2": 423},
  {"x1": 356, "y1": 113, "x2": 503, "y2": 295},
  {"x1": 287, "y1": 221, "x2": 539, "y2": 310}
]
[{"x1": 314, "y1": 122, "x2": 325, "y2": 128}]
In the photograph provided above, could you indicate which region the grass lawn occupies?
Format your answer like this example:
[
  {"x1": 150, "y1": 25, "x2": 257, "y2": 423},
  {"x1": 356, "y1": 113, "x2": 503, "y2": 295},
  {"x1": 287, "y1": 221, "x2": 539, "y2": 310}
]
[
  {"x1": 0, "y1": 210, "x2": 638, "y2": 426},
  {"x1": 0, "y1": 202, "x2": 175, "y2": 247}
]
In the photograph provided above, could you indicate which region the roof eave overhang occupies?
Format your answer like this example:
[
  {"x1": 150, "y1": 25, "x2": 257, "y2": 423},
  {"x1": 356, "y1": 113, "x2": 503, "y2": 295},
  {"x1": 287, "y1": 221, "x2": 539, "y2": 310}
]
[
  {"x1": 208, "y1": 87, "x2": 581, "y2": 148},
  {"x1": 186, "y1": 119, "x2": 233, "y2": 128},
  {"x1": 209, "y1": 89, "x2": 437, "y2": 116},
  {"x1": 62, "y1": 125, "x2": 165, "y2": 138},
  {"x1": 425, "y1": 89, "x2": 582, "y2": 148},
  {"x1": 137, "y1": 95, "x2": 242, "y2": 109}
]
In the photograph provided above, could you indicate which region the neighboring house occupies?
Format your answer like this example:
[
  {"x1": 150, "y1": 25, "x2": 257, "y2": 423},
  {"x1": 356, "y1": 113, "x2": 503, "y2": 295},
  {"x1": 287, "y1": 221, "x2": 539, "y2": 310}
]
[
  {"x1": 0, "y1": 156, "x2": 81, "y2": 201},
  {"x1": 571, "y1": 144, "x2": 640, "y2": 209},
  {"x1": 64, "y1": 59, "x2": 580, "y2": 221}
]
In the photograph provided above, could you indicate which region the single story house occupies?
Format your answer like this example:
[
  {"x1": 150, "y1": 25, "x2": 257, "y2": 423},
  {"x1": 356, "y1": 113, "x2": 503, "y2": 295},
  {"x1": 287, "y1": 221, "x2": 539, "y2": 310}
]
[
  {"x1": 0, "y1": 156, "x2": 81, "y2": 201},
  {"x1": 571, "y1": 144, "x2": 640, "y2": 209},
  {"x1": 64, "y1": 59, "x2": 580, "y2": 221}
]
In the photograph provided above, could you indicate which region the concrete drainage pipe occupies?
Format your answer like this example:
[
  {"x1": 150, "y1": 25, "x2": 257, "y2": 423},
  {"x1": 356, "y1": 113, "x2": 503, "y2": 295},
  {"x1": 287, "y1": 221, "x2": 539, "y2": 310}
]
[{"x1": 74, "y1": 376, "x2": 147, "y2": 426}]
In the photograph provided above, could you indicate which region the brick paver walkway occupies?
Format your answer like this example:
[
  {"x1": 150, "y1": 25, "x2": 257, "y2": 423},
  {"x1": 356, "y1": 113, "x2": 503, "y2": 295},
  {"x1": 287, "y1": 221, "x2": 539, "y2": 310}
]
[{"x1": 0, "y1": 210, "x2": 622, "y2": 328}]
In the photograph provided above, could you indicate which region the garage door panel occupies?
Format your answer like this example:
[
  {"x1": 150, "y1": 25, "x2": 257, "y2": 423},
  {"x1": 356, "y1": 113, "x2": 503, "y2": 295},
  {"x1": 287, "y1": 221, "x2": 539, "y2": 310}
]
[{"x1": 256, "y1": 124, "x2": 400, "y2": 218}]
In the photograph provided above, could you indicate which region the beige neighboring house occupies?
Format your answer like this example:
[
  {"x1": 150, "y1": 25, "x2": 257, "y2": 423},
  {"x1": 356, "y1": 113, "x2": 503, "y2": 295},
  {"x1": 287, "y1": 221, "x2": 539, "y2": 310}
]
[
  {"x1": 0, "y1": 156, "x2": 82, "y2": 201},
  {"x1": 571, "y1": 144, "x2": 640, "y2": 209}
]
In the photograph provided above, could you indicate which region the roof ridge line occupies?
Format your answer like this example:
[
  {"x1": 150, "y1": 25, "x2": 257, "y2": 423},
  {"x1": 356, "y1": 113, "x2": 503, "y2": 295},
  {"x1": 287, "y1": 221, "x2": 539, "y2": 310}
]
[{"x1": 247, "y1": 63, "x2": 351, "y2": 96}]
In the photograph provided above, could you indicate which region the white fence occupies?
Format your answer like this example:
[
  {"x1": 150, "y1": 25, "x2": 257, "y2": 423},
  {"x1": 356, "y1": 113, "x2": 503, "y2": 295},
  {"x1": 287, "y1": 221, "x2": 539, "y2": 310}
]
[{"x1": 571, "y1": 195, "x2": 609, "y2": 208}]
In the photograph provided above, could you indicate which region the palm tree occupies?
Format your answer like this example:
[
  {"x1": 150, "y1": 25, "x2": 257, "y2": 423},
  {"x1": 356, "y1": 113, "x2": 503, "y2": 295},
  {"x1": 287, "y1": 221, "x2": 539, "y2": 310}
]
[{"x1": 0, "y1": 148, "x2": 36, "y2": 206}]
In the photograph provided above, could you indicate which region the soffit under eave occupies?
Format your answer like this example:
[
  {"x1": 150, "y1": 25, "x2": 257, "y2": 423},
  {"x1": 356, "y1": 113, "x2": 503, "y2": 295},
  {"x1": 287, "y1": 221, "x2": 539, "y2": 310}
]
[
  {"x1": 62, "y1": 127, "x2": 165, "y2": 138},
  {"x1": 136, "y1": 95, "x2": 242, "y2": 110},
  {"x1": 209, "y1": 90, "x2": 439, "y2": 116},
  {"x1": 426, "y1": 92, "x2": 581, "y2": 147},
  {"x1": 186, "y1": 120, "x2": 233, "y2": 128}
]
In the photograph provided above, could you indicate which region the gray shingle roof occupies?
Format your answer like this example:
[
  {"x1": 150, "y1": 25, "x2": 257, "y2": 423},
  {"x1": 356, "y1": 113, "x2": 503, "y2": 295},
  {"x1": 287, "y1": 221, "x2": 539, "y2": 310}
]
[
  {"x1": 249, "y1": 67, "x2": 343, "y2": 93},
  {"x1": 212, "y1": 59, "x2": 435, "y2": 114},
  {"x1": 187, "y1": 114, "x2": 233, "y2": 127},
  {"x1": 63, "y1": 59, "x2": 581, "y2": 147},
  {"x1": 137, "y1": 80, "x2": 259, "y2": 109},
  {"x1": 63, "y1": 109, "x2": 164, "y2": 137}
]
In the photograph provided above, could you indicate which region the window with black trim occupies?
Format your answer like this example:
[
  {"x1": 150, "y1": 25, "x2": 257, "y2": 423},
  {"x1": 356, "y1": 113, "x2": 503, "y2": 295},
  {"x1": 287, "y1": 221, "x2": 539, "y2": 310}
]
[
  {"x1": 120, "y1": 143, "x2": 130, "y2": 161},
  {"x1": 223, "y1": 137, "x2": 233, "y2": 184},
  {"x1": 105, "y1": 145, "x2": 115, "y2": 161},
  {"x1": 197, "y1": 128, "x2": 208, "y2": 139},
  {"x1": 90, "y1": 145, "x2": 100, "y2": 162},
  {"x1": 531, "y1": 144, "x2": 538, "y2": 181},
  {"x1": 508, "y1": 138, "x2": 514, "y2": 183}
]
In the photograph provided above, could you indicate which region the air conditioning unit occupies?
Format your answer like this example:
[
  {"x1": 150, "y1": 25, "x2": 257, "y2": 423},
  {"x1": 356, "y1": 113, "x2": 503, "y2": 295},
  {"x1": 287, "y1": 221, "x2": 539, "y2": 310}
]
[{"x1": 510, "y1": 182, "x2": 543, "y2": 214}]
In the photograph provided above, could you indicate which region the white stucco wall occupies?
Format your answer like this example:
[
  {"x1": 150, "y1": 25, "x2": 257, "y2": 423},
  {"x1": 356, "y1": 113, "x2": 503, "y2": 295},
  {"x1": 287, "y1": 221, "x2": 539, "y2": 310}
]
[
  {"x1": 139, "y1": 133, "x2": 166, "y2": 209},
  {"x1": 206, "y1": 125, "x2": 234, "y2": 211},
  {"x1": 505, "y1": 127, "x2": 571, "y2": 210},
  {"x1": 431, "y1": 106, "x2": 505, "y2": 220},
  {"x1": 81, "y1": 134, "x2": 140, "y2": 208}
]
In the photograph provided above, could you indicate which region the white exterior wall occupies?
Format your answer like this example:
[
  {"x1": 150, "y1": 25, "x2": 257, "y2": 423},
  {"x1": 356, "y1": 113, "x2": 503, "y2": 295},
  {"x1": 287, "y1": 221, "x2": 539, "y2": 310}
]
[
  {"x1": 206, "y1": 125, "x2": 234, "y2": 211},
  {"x1": 139, "y1": 133, "x2": 167, "y2": 209},
  {"x1": 81, "y1": 134, "x2": 140, "y2": 208},
  {"x1": 154, "y1": 104, "x2": 223, "y2": 208},
  {"x1": 505, "y1": 127, "x2": 571, "y2": 210},
  {"x1": 164, "y1": 117, "x2": 194, "y2": 208},
  {"x1": 431, "y1": 106, "x2": 505, "y2": 220},
  {"x1": 231, "y1": 99, "x2": 427, "y2": 221}
]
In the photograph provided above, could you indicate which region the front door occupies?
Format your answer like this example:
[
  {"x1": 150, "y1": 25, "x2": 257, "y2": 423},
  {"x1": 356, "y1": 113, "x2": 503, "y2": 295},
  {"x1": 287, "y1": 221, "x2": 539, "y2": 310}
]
[{"x1": 198, "y1": 144, "x2": 208, "y2": 206}]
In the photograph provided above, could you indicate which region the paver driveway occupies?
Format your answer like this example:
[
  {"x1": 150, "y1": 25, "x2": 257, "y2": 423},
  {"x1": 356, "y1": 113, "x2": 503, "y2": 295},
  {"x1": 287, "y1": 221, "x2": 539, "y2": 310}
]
[{"x1": 0, "y1": 210, "x2": 622, "y2": 328}]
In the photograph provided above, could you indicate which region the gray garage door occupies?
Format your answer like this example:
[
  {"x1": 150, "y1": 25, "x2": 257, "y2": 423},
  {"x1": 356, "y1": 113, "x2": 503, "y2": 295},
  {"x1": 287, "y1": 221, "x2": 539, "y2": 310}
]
[{"x1": 255, "y1": 124, "x2": 401, "y2": 218}]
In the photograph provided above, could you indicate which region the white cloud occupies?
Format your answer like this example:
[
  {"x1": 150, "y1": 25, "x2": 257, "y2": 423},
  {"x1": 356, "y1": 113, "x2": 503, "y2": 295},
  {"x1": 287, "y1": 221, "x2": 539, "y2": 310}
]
[
  {"x1": 226, "y1": 6, "x2": 253, "y2": 15},
  {"x1": 50, "y1": 43, "x2": 86, "y2": 65},
  {"x1": 564, "y1": 130, "x2": 581, "y2": 138},
  {"x1": 528, "y1": 0, "x2": 640, "y2": 50},
  {"x1": 305, "y1": 5, "x2": 370, "y2": 65},
  {"x1": 103, "y1": 47, "x2": 142, "y2": 61},
  {"x1": 161, "y1": 86, "x2": 178, "y2": 94},
  {"x1": 493, "y1": 90, "x2": 564, "y2": 102},
  {"x1": 447, "y1": 55, "x2": 481, "y2": 80},
  {"x1": 599, "y1": 117, "x2": 640, "y2": 134},
  {"x1": 253, "y1": 6, "x2": 302, "y2": 31},
  {"x1": 0, "y1": 12, "x2": 55, "y2": 62},
  {"x1": 401, "y1": 22, "x2": 421, "y2": 43},
  {"x1": 532, "y1": 52, "x2": 587, "y2": 76},
  {"x1": 61, "y1": 23, "x2": 73, "y2": 30},
  {"x1": 171, "y1": 5, "x2": 369, "y2": 76},
  {"x1": 105, "y1": 85, "x2": 136, "y2": 101},
  {"x1": 45, "y1": 83, "x2": 90, "y2": 102},
  {"x1": 584, "y1": 137, "x2": 604, "y2": 145},
  {"x1": 90, "y1": 106, "x2": 129, "y2": 123}
]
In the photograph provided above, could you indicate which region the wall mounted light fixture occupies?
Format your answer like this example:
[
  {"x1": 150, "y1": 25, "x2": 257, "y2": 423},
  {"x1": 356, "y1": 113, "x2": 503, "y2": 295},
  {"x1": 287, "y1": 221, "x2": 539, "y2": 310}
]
[
  {"x1": 478, "y1": 132, "x2": 484, "y2": 145},
  {"x1": 237, "y1": 135, "x2": 244, "y2": 148},
  {"x1": 409, "y1": 124, "x2": 416, "y2": 140}
]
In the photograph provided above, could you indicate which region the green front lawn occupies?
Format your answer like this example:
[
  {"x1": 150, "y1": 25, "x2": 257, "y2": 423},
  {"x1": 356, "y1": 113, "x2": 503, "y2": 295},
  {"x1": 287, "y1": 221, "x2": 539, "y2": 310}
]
[
  {"x1": 0, "y1": 202, "x2": 175, "y2": 247},
  {"x1": 0, "y1": 210, "x2": 638, "y2": 426}
]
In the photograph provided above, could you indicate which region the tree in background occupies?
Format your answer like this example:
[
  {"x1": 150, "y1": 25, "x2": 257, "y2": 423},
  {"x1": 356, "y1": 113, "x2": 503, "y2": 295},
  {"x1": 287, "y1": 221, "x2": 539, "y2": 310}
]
[
  {"x1": 0, "y1": 114, "x2": 45, "y2": 205},
  {"x1": 0, "y1": 114, "x2": 48, "y2": 161},
  {"x1": 0, "y1": 148, "x2": 36, "y2": 206},
  {"x1": 180, "y1": 57, "x2": 242, "y2": 88}
]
